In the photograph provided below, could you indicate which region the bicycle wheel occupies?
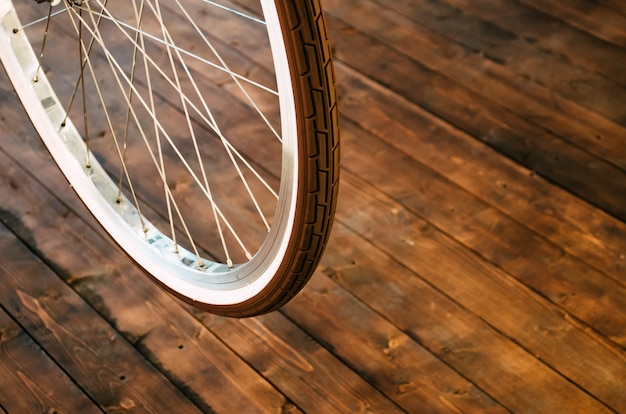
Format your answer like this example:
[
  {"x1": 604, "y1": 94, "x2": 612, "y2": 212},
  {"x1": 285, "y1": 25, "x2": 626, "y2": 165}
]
[{"x1": 0, "y1": 0, "x2": 339, "y2": 317}]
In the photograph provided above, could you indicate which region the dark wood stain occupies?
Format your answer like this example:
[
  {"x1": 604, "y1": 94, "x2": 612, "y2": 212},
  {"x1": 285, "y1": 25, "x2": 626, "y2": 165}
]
[{"x1": 1, "y1": 0, "x2": 625, "y2": 412}]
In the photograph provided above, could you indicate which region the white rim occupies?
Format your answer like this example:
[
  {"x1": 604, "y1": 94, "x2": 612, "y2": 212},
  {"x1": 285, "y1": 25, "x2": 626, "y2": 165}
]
[{"x1": 0, "y1": 0, "x2": 299, "y2": 305}]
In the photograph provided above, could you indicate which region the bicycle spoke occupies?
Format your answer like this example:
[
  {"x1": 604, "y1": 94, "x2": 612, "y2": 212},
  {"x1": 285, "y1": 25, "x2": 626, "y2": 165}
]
[
  {"x1": 85, "y1": 1, "x2": 215, "y2": 261},
  {"x1": 23, "y1": 0, "x2": 282, "y2": 262},
  {"x1": 74, "y1": 2, "x2": 212, "y2": 262},
  {"x1": 15, "y1": 7, "x2": 68, "y2": 31},
  {"x1": 128, "y1": 0, "x2": 183, "y2": 252},
  {"x1": 67, "y1": 1, "x2": 258, "y2": 261},
  {"x1": 118, "y1": 0, "x2": 145, "y2": 197},
  {"x1": 201, "y1": 0, "x2": 265, "y2": 25},
  {"x1": 62, "y1": 0, "x2": 108, "y2": 129},
  {"x1": 151, "y1": 0, "x2": 279, "y2": 229},
  {"x1": 65, "y1": 4, "x2": 278, "y2": 95},
  {"x1": 176, "y1": 0, "x2": 282, "y2": 143},
  {"x1": 33, "y1": 3, "x2": 53, "y2": 82},
  {"x1": 2, "y1": 0, "x2": 339, "y2": 314},
  {"x1": 83, "y1": 0, "x2": 278, "y2": 228},
  {"x1": 151, "y1": 0, "x2": 234, "y2": 264},
  {"x1": 77, "y1": 7, "x2": 91, "y2": 168},
  {"x1": 64, "y1": 0, "x2": 149, "y2": 233}
]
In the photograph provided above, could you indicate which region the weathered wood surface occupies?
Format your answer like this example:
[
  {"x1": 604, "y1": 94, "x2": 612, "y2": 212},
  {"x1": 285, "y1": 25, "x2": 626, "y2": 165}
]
[{"x1": 1, "y1": 0, "x2": 625, "y2": 412}]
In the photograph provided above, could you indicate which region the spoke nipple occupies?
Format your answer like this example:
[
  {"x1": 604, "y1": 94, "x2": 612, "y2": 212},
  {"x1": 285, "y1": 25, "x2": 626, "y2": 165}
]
[
  {"x1": 85, "y1": 162, "x2": 91, "y2": 169},
  {"x1": 227, "y1": 259, "x2": 234, "y2": 269},
  {"x1": 12, "y1": 28, "x2": 19, "y2": 34},
  {"x1": 245, "y1": 252, "x2": 253, "y2": 261}
]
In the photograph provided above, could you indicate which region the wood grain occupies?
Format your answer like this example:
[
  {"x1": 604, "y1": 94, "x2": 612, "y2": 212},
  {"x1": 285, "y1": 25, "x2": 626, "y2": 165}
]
[
  {"x1": 0, "y1": 307, "x2": 100, "y2": 413},
  {"x1": 0, "y1": 221, "x2": 203, "y2": 413},
  {"x1": 0, "y1": 0, "x2": 624, "y2": 412}
]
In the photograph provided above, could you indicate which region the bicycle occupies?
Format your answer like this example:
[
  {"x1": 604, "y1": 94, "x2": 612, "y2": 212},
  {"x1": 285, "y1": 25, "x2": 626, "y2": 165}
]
[{"x1": 0, "y1": 0, "x2": 339, "y2": 317}]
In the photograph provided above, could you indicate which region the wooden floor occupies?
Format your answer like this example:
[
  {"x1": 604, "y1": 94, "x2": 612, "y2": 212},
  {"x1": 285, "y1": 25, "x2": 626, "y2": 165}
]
[{"x1": 1, "y1": 0, "x2": 626, "y2": 412}]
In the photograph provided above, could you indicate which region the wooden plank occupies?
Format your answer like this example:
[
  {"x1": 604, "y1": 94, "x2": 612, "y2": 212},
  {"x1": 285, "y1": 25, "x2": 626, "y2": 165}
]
[
  {"x1": 334, "y1": 64, "x2": 626, "y2": 337},
  {"x1": 325, "y1": 19, "x2": 626, "y2": 282},
  {"x1": 0, "y1": 146, "x2": 297, "y2": 412},
  {"x1": 323, "y1": 11, "x2": 626, "y2": 222},
  {"x1": 191, "y1": 278, "x2": 508, "y2": 412},
  {"x1": 0, "y1": 65, "x2": 297, "y2": 411},
  {"x1": 441, "y1": 0, "x2": 626, "y2": 85},
  {"x1": 519, "y1": 0, "x2": 626, "y2": 47},
  {"x1": 339, "y1": 91, "x2": 626, "y2": 341},
  {"x1": 1, "y1": 53, "x2": 501, "y2": 414},
  {"x1": 0, "y1": 78, "x2": 495, "y2": 413},
  {"x1": 278, "y1": 276, "x2": 508, "y2": 413},
  {"x1": 325, "y1": 0, "x2": 626, "y2": 171},
  {"x1": 0, "y1": 307, "x2": 101, "y2": 414},
  {"x1": 0, "y1": 221, "x2": 202, "y2": 413},
  {"x1": 196, "y1": 311, "x2": 408, "y2": 414},
  {"x1": 0, "y1": 38, "x2": 516, "y2": 409},
  {"x1": 332, "y1": 174, "x2": 623, "y2": 412},
  {"x1": 289, "y1": 222, "x2": 614, "y2": 413},
  {"x1": 369, "y1": 0, "x2": 626, "y2": 126},
  {"x1": 68, "y1": 270, "x2": 299, "y2": 414},
  {"x1": 0, "y1": 2, "x2": 625, "y2": 413},
  {"x1": 0, "y1": 76, "x2": 401, "y2": 412},
  {"x1": 595, "y1": 0, "x2": 626, "y2": 16},
  {"x1": 70, "y1": 246, "x2": 406, "y2": 412}
]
